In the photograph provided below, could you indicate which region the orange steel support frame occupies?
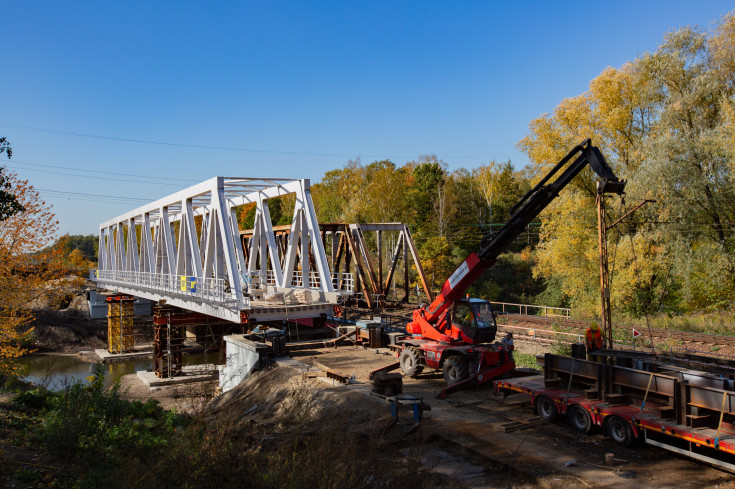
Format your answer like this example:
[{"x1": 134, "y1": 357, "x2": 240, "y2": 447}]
[{"x1": 241, "y1": 222, "x2": 433, "y2": 309}]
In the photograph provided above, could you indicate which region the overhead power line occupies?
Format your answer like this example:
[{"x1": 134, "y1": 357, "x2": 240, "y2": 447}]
[
  {"x1": 0, "y1": 122, "x2": 492, "y2": 160},
  {"x1": 37, "y1": 188, "x2": 149, "y2": 203},
  {"x1": 5, "y1": 159, "x2": 197, "y2": 183},
  {"x1": 5, "y1": 162, "x2": 191, "y2": 187}
]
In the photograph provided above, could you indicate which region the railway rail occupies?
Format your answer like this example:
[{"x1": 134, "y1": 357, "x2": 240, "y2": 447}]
[{"x1": 503, "y1": 314, "x2": 735, "y2": 348}]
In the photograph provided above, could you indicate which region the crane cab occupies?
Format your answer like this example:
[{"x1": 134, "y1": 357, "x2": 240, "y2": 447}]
[{"x1": 451, "y1": 298, "x2": 498, "y2": 344}]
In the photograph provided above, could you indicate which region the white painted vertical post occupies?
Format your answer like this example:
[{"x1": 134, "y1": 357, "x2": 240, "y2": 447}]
[
  {"x1": 300, "y1": 211, "x2": 309, "y2": 287},
  {"x1": 282, "y1": 206, "x2": 302, "y2": 288},
  {"x1": 301, "y1": 180, "x2": 333, "y2": 292},
  {"x1": 185, "y1": 199, "x2": 203, "y2": 278},
  {"x1": 258, "y1": 196, "x2": 284, "y2": 286},
  {"x1": 213, "y1": 181, "x2": 243, "y2": 305},
  {"x1": 160, "y1": 207, "x2": 177, "y2": 275}
]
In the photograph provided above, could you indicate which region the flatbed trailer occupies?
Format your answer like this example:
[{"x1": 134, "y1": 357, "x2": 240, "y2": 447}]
[{"x1": 495, "y1": 353, "x2": 735, "y2": 472}]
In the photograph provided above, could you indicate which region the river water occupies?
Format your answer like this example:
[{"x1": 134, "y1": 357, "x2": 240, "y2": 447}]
[{"x1": 17, "y1": 352, "x2": 213, "y2": 391}]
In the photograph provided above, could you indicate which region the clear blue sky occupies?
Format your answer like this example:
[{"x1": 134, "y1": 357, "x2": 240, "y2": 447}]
[{"x1": 1, "y1": 1, "x2": 733, "y2": 236}]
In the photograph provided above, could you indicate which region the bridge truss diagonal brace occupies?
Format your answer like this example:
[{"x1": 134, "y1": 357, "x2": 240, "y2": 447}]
[{"x1": 93, "y1": 176, "x2": 349, "y2": 322}]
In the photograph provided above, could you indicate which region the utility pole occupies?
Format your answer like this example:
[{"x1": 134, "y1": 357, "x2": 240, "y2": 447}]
[
  {"x1": 596, "y1": 191, "x2": 613, "y2": 350},
  {"x1": 597, "y1": 194, "x2": 654, "y2": 351}
]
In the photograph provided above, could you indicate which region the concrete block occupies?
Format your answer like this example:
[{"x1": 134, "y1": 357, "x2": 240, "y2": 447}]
[
  {"x1": 219, "y1": 335, "x2": 269, "y2": 393},
  {"x1": 87, "y1": 290, "x2": 153, "y2": 319},
  {"x1": 137, "y1": 364, "x2": 218, "y2": 387}
]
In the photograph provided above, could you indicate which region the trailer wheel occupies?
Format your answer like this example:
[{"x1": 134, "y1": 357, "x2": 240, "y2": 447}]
[
  {"x1": 442, "y1": 355, "x2": 469, "y2": 385},
  {"x1": 607, "y1": 416, "x2": 634, "y2": 447},
  {"x1": 399, "y1": 347, "x2": 423, "y2": 377},
  {"x1": 536, "y1": 395, "x2": 557, "y2": 422},
  {"x1": 568, "y1": 405, "x2": 592, "y2": 434}
]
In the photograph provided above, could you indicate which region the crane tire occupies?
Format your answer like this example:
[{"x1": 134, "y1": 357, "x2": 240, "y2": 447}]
[
  {"x1": 442, "y1": 355, "x2": 469, "y2": 385},
  {"x1": 399, "y1": 346, "x2": 423, "y2": 377}
]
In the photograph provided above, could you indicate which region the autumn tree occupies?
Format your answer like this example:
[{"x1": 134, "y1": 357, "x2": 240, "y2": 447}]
[
  {"x1": 0, "y1": 170, "x2": 68, "y2": 377},
  {"x1": 519, "y1": 12, "x2": 735, "y2": 316}
]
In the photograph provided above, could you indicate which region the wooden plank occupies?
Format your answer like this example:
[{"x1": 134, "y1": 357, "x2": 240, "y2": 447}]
[
  {"x1": 240, "y1": 223, "x2": 293, "y2": 236},
  {"x1": 358, "y1": 223, "x2": 404, "y2": 232}
]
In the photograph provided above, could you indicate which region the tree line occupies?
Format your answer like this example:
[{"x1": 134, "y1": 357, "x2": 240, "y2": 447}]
[{"x1": 306, "y1": 12, "x2": 735, "y2": 319}]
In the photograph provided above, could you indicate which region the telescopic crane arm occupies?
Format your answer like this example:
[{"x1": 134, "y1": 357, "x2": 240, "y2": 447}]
[{"x1": 408, "y1": 139, "x2": 626, "y2": 336}]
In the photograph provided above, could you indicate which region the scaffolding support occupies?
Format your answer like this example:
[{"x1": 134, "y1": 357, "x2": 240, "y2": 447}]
[{"x1": 107, "y1": 295, "x2": 135, "y2": 353}]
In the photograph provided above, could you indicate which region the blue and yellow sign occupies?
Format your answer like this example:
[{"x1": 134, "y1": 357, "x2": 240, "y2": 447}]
[{"x1": 180, "y1": 276, "x2": 197, "y2": 293}]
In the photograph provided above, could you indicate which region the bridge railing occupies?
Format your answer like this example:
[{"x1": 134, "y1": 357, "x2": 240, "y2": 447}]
[
  {"x1": 489, "y1": 301, "x2": 571, "y2": 318},
  {"x1": 91, "y1": 270, "x2": 229, "y2": 305},
  {"x1": 331, "y1": 273, "x2": 354, "y2": 292},
  {"x1": 264, "y1": 270, "x2": 354, "y2": 292}
]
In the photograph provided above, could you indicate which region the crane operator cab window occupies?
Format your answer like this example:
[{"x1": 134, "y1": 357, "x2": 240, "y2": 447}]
[
  {"x1": 452, "y1": 299, "x2": 498, "y2": 343},
  {"x1": 455, "y1": 302, "x2": 475, "y2": 328}
]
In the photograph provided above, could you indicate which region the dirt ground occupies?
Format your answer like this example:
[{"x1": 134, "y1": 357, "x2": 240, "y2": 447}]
[
  {"x1": 112, "y1": 339, "x2": 735, "y2": 489},
  {"x1": 26, "y1": 293, "x2": 108, "y2": 353},
  {"x1": 292, "y1": 345, "x2": 735, "y2": 488}
]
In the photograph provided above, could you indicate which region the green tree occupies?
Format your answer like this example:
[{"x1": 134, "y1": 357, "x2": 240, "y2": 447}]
[
  {"x1": 406, "y1": 156, "x2": 446, "y2": 227},
  {"x1": 61, "y1": 234, "x2": 99, "y2": 262},
  {"x1": 0, "y1": 138, "x2": 25, "y2": 221},
  {"x1": 519, "y1": 12, "x2": 735, "y2": 316}
]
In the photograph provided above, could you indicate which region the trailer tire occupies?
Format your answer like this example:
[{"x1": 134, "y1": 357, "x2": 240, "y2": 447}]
[
  {"x1": 442, "y1": 355, "x2": 469, "y2": 385},
  {"x1": 536, "y1": 395, "x2": 557, "y2": 422},
  {"x1": 607, "y1": 416, "x2": 634, "y2": 447},
  {"x1": 399, "y1": 347, "x2": 423, "y2": 377},
  {"x1": 568, "y1": 405, "x2": 593, "y2": 434}
]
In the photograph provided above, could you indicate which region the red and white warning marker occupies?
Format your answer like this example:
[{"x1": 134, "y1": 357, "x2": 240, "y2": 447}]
[{"x1": 632, "y1": 328, "x2": 642, "y2": 338}]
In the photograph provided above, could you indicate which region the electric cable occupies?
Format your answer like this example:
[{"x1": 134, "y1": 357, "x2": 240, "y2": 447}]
[{"x1": 0, "y1": 122, "x2": 493, "y2": 160}]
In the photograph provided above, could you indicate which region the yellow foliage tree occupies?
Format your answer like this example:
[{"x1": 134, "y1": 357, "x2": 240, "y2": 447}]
[
  {"x1": 520, "y1": 12, "x2": 735, "y2": 317},
  {"x1": 0, "y1": 171, "x2": 68, "y2": 377}
]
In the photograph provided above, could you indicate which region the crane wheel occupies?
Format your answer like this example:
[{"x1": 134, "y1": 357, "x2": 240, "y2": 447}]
[
  {"x1": 399, "y1": 346, "x2": 423, "y2": 377},
  {"x1": 442, "y1": 355, "x2": 469, "y2": 385}
]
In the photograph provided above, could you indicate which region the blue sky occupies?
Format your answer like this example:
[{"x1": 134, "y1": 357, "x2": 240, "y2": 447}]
[{"x1": 1, "y1": 1, "x2": 733, "y2": 236}]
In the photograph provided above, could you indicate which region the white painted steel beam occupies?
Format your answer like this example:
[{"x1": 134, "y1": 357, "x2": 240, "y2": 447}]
[{"x1": 91, "y1": 177, "x2": 353, "y2": 323}]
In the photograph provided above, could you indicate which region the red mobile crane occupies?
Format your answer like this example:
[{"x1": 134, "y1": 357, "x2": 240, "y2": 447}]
[{"x1": 397, "y1": 139, "x2": 626, "y2": 398}]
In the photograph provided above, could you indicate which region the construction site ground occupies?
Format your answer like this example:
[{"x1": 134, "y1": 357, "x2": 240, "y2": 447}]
[
  {"x1": 14, "y1": 296, "x2": 735, "y2": 487},
  {"x1": 281, "y1": 343, "x2": 735, "y2": 488},
  {"x1": 104, "y1": 338, "x2": 735, "y2": 489}
]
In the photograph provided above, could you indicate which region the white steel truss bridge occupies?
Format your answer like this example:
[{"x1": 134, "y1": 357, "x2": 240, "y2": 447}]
[{"x1": 91, "y1": 177, "x2": 353, "y2": 323}]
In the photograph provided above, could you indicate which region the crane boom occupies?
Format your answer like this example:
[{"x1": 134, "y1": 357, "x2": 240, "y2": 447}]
[{"x1": 409, "y1": 139, "x2": 626, "y2": 335}]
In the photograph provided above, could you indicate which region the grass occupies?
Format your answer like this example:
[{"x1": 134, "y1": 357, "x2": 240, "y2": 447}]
[
  {"x1": 513, "y1": 352, "x2": 541, "y2": 370},
  {"x1": 617, "y1": 311, "x2": 735, "y2": 336},
  {"x1": 1, "y1": 366, "x2": 444, "y2": 489}
]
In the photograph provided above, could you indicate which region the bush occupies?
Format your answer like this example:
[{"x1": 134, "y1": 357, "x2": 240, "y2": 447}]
[{"x1": 8, "y1": 367, "x2": 441, "y2": 489}]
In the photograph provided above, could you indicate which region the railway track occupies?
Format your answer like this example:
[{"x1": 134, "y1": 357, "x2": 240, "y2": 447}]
[{"x1": 503, "y1": 314, "x2": 735, "y2": 348}]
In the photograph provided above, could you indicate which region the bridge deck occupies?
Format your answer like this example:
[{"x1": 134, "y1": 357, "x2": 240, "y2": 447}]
[{"x1": 92, "y1": 272, "x2": 339, "y2": 323}]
